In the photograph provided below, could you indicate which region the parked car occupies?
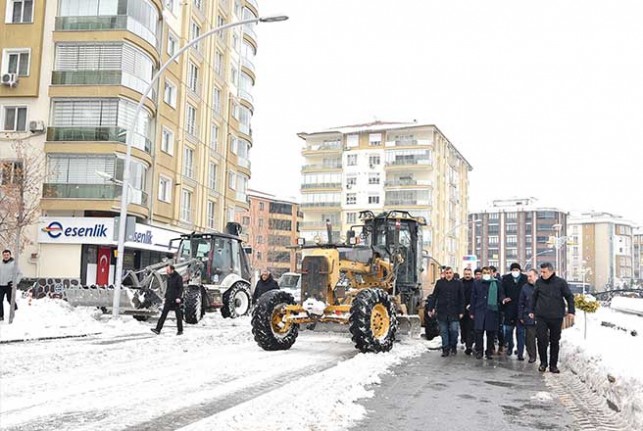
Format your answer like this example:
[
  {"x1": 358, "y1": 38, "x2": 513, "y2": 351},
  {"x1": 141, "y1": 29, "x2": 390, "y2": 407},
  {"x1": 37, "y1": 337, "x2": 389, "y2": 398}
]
[{"x1": 278, "y1": 272, "x2": 301, "y2": 303}]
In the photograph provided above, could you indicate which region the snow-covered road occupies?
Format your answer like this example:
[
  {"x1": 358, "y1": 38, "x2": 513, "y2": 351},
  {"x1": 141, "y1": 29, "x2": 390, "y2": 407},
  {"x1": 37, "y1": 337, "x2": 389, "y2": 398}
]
[{"x1": 0, "y1": 299, "x2": 429, "y2": 431}]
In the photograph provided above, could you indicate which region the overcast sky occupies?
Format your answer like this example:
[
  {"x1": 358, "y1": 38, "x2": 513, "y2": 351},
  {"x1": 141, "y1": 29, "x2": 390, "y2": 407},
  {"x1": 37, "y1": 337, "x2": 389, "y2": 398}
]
[{"x1": 248, "y1": 0, "x2": 643, "y2": 226}]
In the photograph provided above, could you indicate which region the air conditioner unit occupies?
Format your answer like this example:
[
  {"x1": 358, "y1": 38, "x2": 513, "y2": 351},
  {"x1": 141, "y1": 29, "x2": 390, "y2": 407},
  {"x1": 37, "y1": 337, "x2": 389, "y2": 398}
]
[
  {"x1": 1, "y1": 73, "x2": 18, "y2": 87},
  {"x1": 346, "y1": 184, "x2": 352, "y2": 189},
  {"x1": 29, "y1": 121, "x2": 45, "y2": 133}
]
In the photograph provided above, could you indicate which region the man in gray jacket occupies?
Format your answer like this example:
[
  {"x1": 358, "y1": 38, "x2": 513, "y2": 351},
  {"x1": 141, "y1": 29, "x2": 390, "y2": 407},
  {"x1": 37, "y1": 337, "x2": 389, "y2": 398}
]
[{"x1": 0, "y1": 249, "x2": 22, "y2": 321}]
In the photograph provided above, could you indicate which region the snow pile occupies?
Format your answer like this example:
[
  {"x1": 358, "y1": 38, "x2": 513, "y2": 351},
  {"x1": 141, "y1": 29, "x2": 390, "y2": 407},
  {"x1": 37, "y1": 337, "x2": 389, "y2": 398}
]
[
  {"x1": 180, "y1": 341, "x2": 430, "y2": 431},
  {"x1": 610, "y1": 296, "x2": 643, "y2": 316},
  {"x1": 0, "y1": 296, "x2": 148, "y2": 342},
  {"x1": 560, "y1": 306, "x2": 643, "y2": 429},
  {"x1": 531, "y1": 391, "x2": 554, "y2": 402}
]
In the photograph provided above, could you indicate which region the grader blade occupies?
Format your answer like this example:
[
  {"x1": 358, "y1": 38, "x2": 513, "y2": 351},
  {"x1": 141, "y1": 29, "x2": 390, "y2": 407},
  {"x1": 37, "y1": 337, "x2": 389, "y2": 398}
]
[{"x1": 396, "y1": 315, "x2": 422, "y2": 338}]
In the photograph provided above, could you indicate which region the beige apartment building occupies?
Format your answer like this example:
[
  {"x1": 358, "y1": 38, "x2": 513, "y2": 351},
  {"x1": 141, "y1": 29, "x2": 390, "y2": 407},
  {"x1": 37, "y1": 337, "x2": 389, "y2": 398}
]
[
  {"x1": 634, "y1": 227, "x2": 642, "y2": 282},
  {"x1": 568, "y1": 212, "x2": 637, "y2": 289},
  {"x1": 0, "y1": 0, "x2": 259, "y2": 283},
  {"x1": 236, "y1": 189, "x2": 301, "y2": 279},
  {"x1": 297, "y1": 121, "x2": 472, "y2": 272}
]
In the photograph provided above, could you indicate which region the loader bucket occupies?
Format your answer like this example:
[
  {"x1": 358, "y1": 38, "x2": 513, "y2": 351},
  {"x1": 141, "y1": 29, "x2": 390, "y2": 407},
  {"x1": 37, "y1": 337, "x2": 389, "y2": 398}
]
[
  {"x1": 396, "y1": 315, "x2": 422, "y2": 338},
  {"x1": 64, "y1": 285, "x2": 158, "y2": 317}
]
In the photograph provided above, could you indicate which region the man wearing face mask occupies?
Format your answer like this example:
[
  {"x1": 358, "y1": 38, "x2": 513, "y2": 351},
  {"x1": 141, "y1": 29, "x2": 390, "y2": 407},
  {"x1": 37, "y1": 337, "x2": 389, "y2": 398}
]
[
  {"x1": 529, "y1": 262, "x2": 575, "y2": 373},
  {"x1": 470, "y1": 266, "x2": 505, "y2": 360},
  {"x1": 459, "y1": 268, "x2": 476, "y2": 355},
  {"x1": 427, "y1": 267, "x2": 465, "y2": 357},
  {"x1": 489, "y1": 265, "x2": 505, "y2": 353},
  {"x1": 501, "y1": 263, "x2": 528, "y2": 358},
  {"x1": 518, "y1": 269, "x2": 539, "y2": 363}
]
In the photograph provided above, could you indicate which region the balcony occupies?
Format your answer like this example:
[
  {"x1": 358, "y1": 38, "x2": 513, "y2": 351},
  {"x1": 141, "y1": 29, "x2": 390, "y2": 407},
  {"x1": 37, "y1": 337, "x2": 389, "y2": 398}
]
[
  {"x1": 384, "y1": 200, "x2": 430, "y2": 206},
  {"x1": 241, "y1": 57, "x2": 255, "y2": 75},
  {"x1": 300, "y1": 220, "x2": 341, "y2": 229},
  {"x1": 42, "y1": 183, "x2": 148, "y2": 206},
  {"x1": 51, "y1": 70, "x2": 156, "y2": 101},
  {"x1": 384, "y1": 179, "x2": 432, "y2": 187},
  {"x1": 239, "y1": 88, "x2": 254, "y2": 105},
  {"x1": 55, "y1": 16, "x2": 159, "y2": 52},
  {"x1": 384, "y1": 139, "x2": 433, "y2": 147},
  {"x1": 245, "y1": 0, "x2": 259, "y2": 11},
  {"x1": 385, "y1": 157, "x2": 432, "y2": 168},
  {"x1": 237, "y1": 157, "x2": 251, "y2": 170},
  {"x1": 301, "y1": 182, "x2": 341, "y2": 190},
  {"x1": 301, "y1": 163, "x2": 342, "y2": 172},
  {"x1": 47, "y1": 127, "x2": 151, "y2": 153},
  {"x1": 300, "y1": 202, "x2": 341, "y2": 208},
  {"x1": 243, "y1": 24, "x2": 257, "y2": 42},
  {"x1": 303, "y1": 142, "x2": 343, "y2": 153}
]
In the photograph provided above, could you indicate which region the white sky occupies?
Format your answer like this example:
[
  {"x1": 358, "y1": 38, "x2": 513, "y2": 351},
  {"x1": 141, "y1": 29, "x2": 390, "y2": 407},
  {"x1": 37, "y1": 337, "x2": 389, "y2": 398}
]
[{"x1": 249, "y1": 0, "x2": 643, "y2": 225}]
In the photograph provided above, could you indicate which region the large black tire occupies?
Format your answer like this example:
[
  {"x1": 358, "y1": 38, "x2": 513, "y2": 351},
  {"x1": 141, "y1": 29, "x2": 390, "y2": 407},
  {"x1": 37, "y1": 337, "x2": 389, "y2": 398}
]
[
  {"x1": 183, "y1": 285, "x2": 205, "y2": 324},
  {"x1": 251, "y1": 290, "x2": 299, "y2": 351},
  {"x1": 133, "y1": 315, "x2": 150, "y2": 322},
  {"x1": 221, "y1": 283, "x2": 251, "y2": 318},
  {"x1": 349, "y1": 288, "x2": 397, "y2": 353}
]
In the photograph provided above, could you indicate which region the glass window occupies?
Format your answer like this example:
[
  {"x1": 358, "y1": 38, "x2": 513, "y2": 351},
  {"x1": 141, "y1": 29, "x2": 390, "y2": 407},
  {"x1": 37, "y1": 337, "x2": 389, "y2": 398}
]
[
  {"x1": 181, "y1": 189, "x2": 192, "y2": 222},
  {"x1": 187, "y1": 61, "x2": 199, "y2": 93},
  {"x1": 214, "y1": 50, "x2": 223, "y2": 76},
  {"x1": 161, "y1": 127, "x2": 173, "y2": 154},
  {"x1": 158, "y1": 176, "x2": 171, "y2": 202},
  {"x1": 208, "y1": 162, "x2": 217, "y2": 189},
  {"x1": 368, "y1": 173, "x2": 380, "y2": 185},
  {"x1": 190, "y1": 21, "x2": 201, "y2": 51},
  {"x1": 368, "y1": 154, "x2": 380, "y2": 166},
  {"x1": 207, "y1": 201, "x2": 216, "y2": 229},
  {"x1": 167, "y1": 32, "x2": 178, "y2": 57},
  {"x1": 3, "y1": 49, "x2": 30, "y2": 75},
  {"x1": 368, "y1": 194, "x2": 380, "y2": 204},
  {"x1": 183, "y1": 147, "x2": 194, "y2": 178},
  {"x1": 346, "y1": 154, "x2": 357, "y2": 166},
  {"x1": 346, "y1": 193, "x2": 356, "y2": 205},
  {"x1": 9, "y1": 0, "x2": 33, "y2": 23},
  {"x1": 369, "y1": 133, "x2": 382, "y2": 146},
  {"x1": 186, "y1": 104, "x2": 197, "y2": 135},
  {"x1": 164, "y1": 80, "x2": 176, "y2": 107},
  {"x1": 3, "y1": 106, "x2": 27, "y2": 131},
  {"x1": 210, "y1": 124, "x2": 218, "y2": 150},
  {"x1": 212, "y1": 87, "x2": 221, "y2": 113}
]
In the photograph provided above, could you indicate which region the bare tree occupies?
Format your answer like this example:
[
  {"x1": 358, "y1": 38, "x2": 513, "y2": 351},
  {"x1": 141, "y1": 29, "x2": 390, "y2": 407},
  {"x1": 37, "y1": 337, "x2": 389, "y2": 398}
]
[{"x1": 0, "y1": 138, "x2": 46, "y2": 324}]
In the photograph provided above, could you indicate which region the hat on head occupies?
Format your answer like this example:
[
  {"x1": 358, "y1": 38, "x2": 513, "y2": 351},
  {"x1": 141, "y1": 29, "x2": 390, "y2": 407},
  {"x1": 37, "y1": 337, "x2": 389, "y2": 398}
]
[{"x1": 510, "y1": 263, "x2": 521, "y2": 271}]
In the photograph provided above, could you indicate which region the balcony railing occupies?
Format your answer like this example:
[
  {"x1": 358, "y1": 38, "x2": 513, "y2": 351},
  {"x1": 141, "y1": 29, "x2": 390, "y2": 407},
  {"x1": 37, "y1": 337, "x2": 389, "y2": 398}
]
[
  {"x1": 55, "y1": 16, "x2": 159, "y2": 52},
  {"x1": 239, "y1": 88, "x2": 254, "y2": 105},
  {"x1": 47, "y1": 127, "x2": 151, "y2": 153},
  {"x1": 51, "y1": 70, "x2": 156, "y2": 101},
  {"x1": 301, "y1": 182, "x2": 341, "y2": 189},
  {"x1": 300, "y1": 202, "x2": 341, "y2": 208},
  {"x1": 42, "y1": 183, "x2": 148, "y2": 206},
  {"x1": 385, "y1": 157, "x2": 432, "y2": 167},
  {"x1": 303, "y1": 142, "x2": 343, "y2": 152},
  {"x1": 300, "y1": 220, "x2": 341, "y2": 229},
  {"x1": 241, "y1": 57, "x2": 255, "y2": 74},
  {"x1": 301, "y1": 163, "x2": 342, "y2": 171},
  {"x1": 384, "y1": 139, "x2": 433, "y2": 147},
  {"x1": 246, "y1": 0, "x2": 259, "y2": 11},
  {"x1": 384, "y1": 179, "x2": 432, "y2": 187},
  {"x1": 243, "y1": 24, "x2": 257, "y2": 42},
  {"x1": 235, "y1": 191, "x2": 248, "y2": 202},
  {"x1": 384, "y1": 199, "x2": 431, "y2": 206},
  {"x1": 237, "y1": 157, "x2": 251, "y2": 170}
]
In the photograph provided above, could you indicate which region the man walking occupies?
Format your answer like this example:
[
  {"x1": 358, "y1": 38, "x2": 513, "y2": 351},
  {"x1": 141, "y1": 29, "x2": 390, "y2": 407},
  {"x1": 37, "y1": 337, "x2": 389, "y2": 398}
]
[
  {"x1": 501, "y1": 263, "x2": 528, "y2": 357},
  {"x1": 460, "y1": 268, "x2": 475, "y2": 355},
  {"x1": 151, "y1": 265, "x2": 184, "y2": 335},
  {"x1": 427, "y1": 267, "x2": 464, "y2": 357},
  {"x1": 529, "y1": 262, "x2": 575, "y2": 373},
  {"x1": 0, "y1": 250, "x2": 21, "y2": 321},
  {"x1": 518, "y1": 269, "x2": 538, "y2": 363},
  {"x1": 470, "y1": 267, "x2": 505, "y2": 360},
  {"x1": 252, "y1": 269, "x2": 279, "y2": 304},
  {"x1": 489, "y1": 265, "x2": 505, "y2": 353}
]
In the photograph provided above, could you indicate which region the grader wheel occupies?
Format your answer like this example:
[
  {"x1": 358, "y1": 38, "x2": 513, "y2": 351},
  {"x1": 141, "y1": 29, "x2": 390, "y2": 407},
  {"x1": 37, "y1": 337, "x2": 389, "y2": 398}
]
[
  {"x1": 251, "y1": 290, "x2": 299, "y2": 351},
  {"x1": 349, "y1": 288, "x2": 397, "y2": 353}
]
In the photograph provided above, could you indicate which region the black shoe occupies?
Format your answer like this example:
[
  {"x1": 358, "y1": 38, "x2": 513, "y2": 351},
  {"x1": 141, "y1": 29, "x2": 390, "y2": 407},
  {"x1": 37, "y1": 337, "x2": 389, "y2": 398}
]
[
  {"x1": 176, "y1": 331, "x2": 183, "y2": 336},
  {"x1": 475, "y1": 351, "x2": 483, "y2": 360},
  {"x1": 528, "y1": 357, "x2": 537, "y2": 363},
  {"x1": 550, "y1": 366, "x2": 560, "y2": 374},
  {"x1": 538, "y1": 365, "x2": 548, "y2": 372},
  {"x1": 485, "y1": 354, "x2": 493, "y2": 360},
  {"x1": 0, "y1": 316, "x2": 3, "y2": 321},
  {"x1": 465, "y1": 348, "x2": 473, "y2": 356},
  {"x1": 441, "y1": 349, "x2": 450, "y2": 357},
  {"x1": 517, "y1": 356, "x2": 524, "y2": 361},
  {"x1": 451, "y1": 347, "x2": 457, "y2": 356},
  {"x1": 151, "y1": 328, "x2": 160, "y2": 335}
]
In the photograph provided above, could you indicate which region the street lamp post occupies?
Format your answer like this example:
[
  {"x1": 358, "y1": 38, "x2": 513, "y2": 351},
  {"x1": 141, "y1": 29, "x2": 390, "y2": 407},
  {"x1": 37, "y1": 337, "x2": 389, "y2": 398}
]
[{"x1": 111, "y1": 15, "x2": 289, "y2": 318}]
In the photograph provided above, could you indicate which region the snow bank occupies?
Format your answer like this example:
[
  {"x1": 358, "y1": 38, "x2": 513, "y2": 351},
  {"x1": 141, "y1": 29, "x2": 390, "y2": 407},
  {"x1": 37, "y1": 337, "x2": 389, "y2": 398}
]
[
  {"x1": 610, "y1": 296, "x2": 643, "y2": 316},
  {"x1": 0, "y1": 296, "x2": 148, "y2": 342},
  {"x1": 179, "y1": 341, "x2": 430, "y2": 431},
  {"x1": 560, "y1": 307, "x2": 643, "y2": 429}
]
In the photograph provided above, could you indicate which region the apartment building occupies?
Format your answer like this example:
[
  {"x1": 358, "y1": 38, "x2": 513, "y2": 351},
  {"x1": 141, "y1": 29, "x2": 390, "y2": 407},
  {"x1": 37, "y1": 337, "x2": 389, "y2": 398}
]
[
  {"x1": 568, "y1": 212, "x2": 637, "y2": 289},
  {"x1": 469, "y1": 198, "x2": 568, "y2": 274},
  {"x1": 236, "y1": 189, "x2": 301, "y2": 279},
  {"x1": 297, "y1": 121, "x2": 472, "y2": 272},
  {"x1": 634, "y1": 227, "x2": 642, "y2": 282},
  {"x1": 0, "y1": 0, "x2": 259, "y2": 283}
]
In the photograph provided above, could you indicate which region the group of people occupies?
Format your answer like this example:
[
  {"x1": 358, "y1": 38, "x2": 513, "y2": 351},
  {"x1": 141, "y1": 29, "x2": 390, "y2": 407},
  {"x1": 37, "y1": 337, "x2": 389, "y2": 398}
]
[
  {"x1": 0, "y1": 249, "x2": 21, "y2": 321},
  {"x1": 427, "y1": 262, "x2": 575, "y2": 373}
]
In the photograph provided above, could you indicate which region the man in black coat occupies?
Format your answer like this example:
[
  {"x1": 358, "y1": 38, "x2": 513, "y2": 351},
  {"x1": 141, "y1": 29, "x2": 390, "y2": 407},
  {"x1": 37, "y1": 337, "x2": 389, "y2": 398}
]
[
  {"x1": 151, "y1": 265, "x2": 184, "y2": 335},
  {"x1": 529, "y1": 262, "x2": 575, "y2": 373},
  {"x1": 501, "y1": 262, "x2": 528, "y2": 357},
  {"x1": 489, "y1": 265, "x2": 505, "y2": 352},
  {"x1": 252, "y1": 269, "x2": 279, "y2": 304},
  {"x1": 518, "y1": 269, "x2": 538, "y2": 363},
  {"x1": 427, "y1": 267, "x2": 465, "y2": 357},
  {"x1": 470, "y1": 266, "x2": 506, "y2": 360},
  {"x1": 459, "y1": 268, "x2": 475, "y2": 355}
]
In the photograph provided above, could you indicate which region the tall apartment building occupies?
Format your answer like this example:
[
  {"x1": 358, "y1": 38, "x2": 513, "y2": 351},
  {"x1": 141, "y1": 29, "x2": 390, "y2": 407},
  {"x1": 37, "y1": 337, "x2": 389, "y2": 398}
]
[
  {"x1": 634, "y1": 227, "x2": 643, "y2": 282},
  {"x1": 567, "y1": 212, "x2": 636, "y2": 289},
  {"x1": 297, "y1": 121, "x2": 472, "y2": 271},
  {"x1": 469, "y1": 198, "x2": 568, "y2": 274},
  {"x1": 236, "y1": 189, "x2": 301, "y2": 279},
  {"x1": 0, "y1": 0, "x2": 259, "y2": 283}
]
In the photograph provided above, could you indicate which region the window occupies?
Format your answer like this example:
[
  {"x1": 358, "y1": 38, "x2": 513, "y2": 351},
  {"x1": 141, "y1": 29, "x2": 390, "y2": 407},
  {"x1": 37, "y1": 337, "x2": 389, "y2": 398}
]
[
  {"x1": 161, "y1": 127, "x2": 173, "y2": 154},
  {"x1": 158, "y1": 176, "x2": 171, "y2": 202},
  {"x1": 183, "y1": 147, "x2": 194, "y2": 178},
  {"x1": 230, "y1": 66, "x2": 238, "y2": 86},
  {"x1": 257, "y1": 235, "x2": 263, "y2": 244},
  {"x1": 7, "y1": 0, "x2": 33, "y2": 23},
  {"x1": 369, "y1": 133, "x2": 382, "y2": 146},
  {"x1": 269, "y1": 219, "x2": 292, "y2": 231},
  {"x1": 258, "y1": 219, "x2": 263, "y2": 228},
  {"x1": 2, "y1": 106, "x2": 27, "y2": 131},
  {"x1": 346, "y1": 193, "x2": 356, "y2": 205},
  {"x1": 180, "y1": 189, "x2": 193, "y2": 222},
  {"x1": 190, "y1": 21, "x2": 201, "y2": 51},
  {"x1": 186, "y1": 104, "x2": 197, "y2": 135},
  {"x1": 259, "y1": 202, "x2": 264, "y2": 211},
  {"x1": 368, "y1": 194, "x2": 380, "y2": 204},
  {"x1": 187, "y1": 61, "x2": 199, "y2": 93},
  {"x1": 1, "y1": 160, "x2": 23, "y2": 185},
  {"x1": 346, "y1": 212, "x2": 356, "y2": 224},
  {"x1": 2, "y1": 49, "x2": 30, "y2": 75},
  {"x1": 214, "y1": 50, "x2": 223, "y2": 76},
  {"x1": 216, "y1": 15, "x2": 225, "y2": 39},
  {"x1": 193, "y1": 0, "x2": 202, "y2": 10},
  {"x1": 368, "y1": 173, "x2": 380, "y2": 185},
  {"x1": 207, "y1": 201, "x2": 216, "y2": 229},
  {"x1": 346, "y1": 134, "x2": 358, "y2": 148},
  {"x1": 210, "y1": 124, "x2": 218, "y2": 150},
  {"x1": 167, "y1": 32, "x2": 178, "y2": 57},
  {"x1": 228, "y1": 171, "x2": 236, "y2": 190},
  {"x1": 269, "y1": 202, "x2": 293, "y2": 215},
  {"x1": 368, "y1": 154, "x2": 380, "y2": 166},
  {"x1": 488, "y1": 236, "x2": 499, "y2": 245},
  {"x1": 208, "y1": 162, "x2": 217, "y2": 189},
  {"x1": 164, "y1": 80, "x2": 177, "y2": 107},
  {"x1": 212, "y1": 87, "x2": 221, "y2": 113},
  {"x1": 507, "y1": 235, "x2": 517, "y2": 245},
  {"x1": 347, "y1": 154, "x2": 357, "y2": 166},
  {"x1": 346, "y1": 176, "x2": 357, "y2": 187}
]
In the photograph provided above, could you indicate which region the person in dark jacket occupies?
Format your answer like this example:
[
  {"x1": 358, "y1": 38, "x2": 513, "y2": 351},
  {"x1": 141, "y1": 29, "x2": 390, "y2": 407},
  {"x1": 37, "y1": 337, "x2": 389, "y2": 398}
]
[
  {"x1": 0, "y1": 250, "x2": 21, "y2": 321},
  {"x1": 151, "y1": 265, "x2": 184, "y2": 335},
  {"x1": 501, "y1": 263, "x2": 528, "y2": 357},
  {"x1": 459, "y1": 268, "x2": 475, "y2": 355},
  {"x1": 528, "y1": 262, "x2": 575, "y2": 373},
  {"x1": 518, "y1": 269, "x2": 538, "y2": 363},
  {"x1": 470, "y1": 266, "x2": 505, "y2": 359},
  {"x1": 427, "y1": 267, "x2": 464, "y2": 357},
  {"x1": 489, "y1": 265, "x2": 505, "y2": 353},
  {"x1": 252, "y1": 269, "x2": 279, "y2": 304}
]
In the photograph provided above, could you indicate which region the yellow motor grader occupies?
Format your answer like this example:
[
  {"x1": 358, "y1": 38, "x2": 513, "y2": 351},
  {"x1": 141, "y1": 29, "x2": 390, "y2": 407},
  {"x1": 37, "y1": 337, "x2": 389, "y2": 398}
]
[{"x1": 251, "y1": 211, "x2": 432, "y2": 353}]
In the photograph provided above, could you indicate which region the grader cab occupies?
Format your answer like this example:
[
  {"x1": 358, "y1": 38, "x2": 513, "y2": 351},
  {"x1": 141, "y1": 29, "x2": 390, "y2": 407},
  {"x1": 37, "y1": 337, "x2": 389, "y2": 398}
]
[{"x1": 251, "y1": 211, "x2": 430, "y2": 353}]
